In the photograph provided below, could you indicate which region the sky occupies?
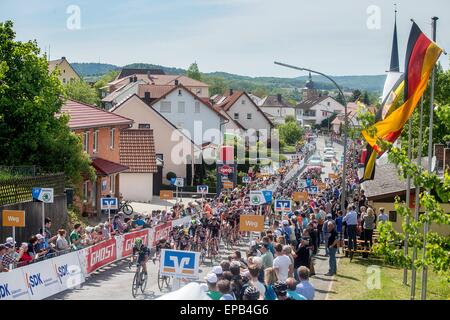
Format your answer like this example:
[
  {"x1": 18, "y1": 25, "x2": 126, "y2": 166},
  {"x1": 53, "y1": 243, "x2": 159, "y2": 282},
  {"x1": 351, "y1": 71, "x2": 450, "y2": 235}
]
[{"x1": 1, "y1": 0, "x2": 449, "y2": 78}]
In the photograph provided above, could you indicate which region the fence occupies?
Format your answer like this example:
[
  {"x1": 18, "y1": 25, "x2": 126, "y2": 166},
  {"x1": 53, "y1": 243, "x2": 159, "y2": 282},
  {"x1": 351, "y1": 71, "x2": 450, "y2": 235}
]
[
  {"x1": 0, "y1": 173, "x2": 65, "y2": 206},
  {"x1": 0, "y1": 215, "x2": 191, "y2": 300}
]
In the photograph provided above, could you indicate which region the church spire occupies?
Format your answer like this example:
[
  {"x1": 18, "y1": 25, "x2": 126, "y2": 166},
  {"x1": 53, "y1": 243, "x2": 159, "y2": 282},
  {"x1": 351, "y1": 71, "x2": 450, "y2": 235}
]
[{"x1": 389, "y1": 4, "x2": 400, "y2": 72}]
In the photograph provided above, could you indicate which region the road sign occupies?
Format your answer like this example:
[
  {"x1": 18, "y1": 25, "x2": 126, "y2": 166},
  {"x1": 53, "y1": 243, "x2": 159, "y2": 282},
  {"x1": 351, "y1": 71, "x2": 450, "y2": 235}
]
[
  {"x1": 242, "y1": 176, "x2": 251, "y2": 184},
  {"x1": 275, "y1": 200, "x2": 291, "y2": 212},
  {"x1": 306, "y1": 186, "x2": 319, "y2": 194},
  {"x1": 218, "y1": 165, "x2": 234, "y2": 175},
  {"x1": 223, "y1": 181, "x2": 234, "y2": 189},
  {"x1": 175, "y1": 178, "x2": 184, "y2": 187},
  {"x1": 196, "y1": 185, "x2": 209, "y2": 194},
  {"x1": 299, "y1": 179, "x2": 307, "y2": 188},
  {"x1": 249, "y1": 191, "x2": 265, "y2": 205},
  {"x1": 32, "y1": 188, "x2": 54, "y2": 203},
  {"x1": 329, "y1": 173, "x2": 338, "y2": 180},
  {"x1": 2, "y1": 210, "x2": 25, "y2": 227},
  {"x1": 100, "y1": 197, "x2": 118, "y2": 210},
  {"x1": 160, "y1": 190, "x2": 174, "y2": 200},
  {"x1": 318, "y1": 183, "x2": 327, "y2": 190},
  {"x1": 262, "y1": 190, "x2": 273, "y2": 204},
  {"x1": 239, "y1": 215, "x2": 265, "y2": 232},
  {"x1": 293, "y1": 191, "x2": 308, "y2": 202},
  {"x1": 160, "y1": 249, "x2": 200, "y2": 279}
]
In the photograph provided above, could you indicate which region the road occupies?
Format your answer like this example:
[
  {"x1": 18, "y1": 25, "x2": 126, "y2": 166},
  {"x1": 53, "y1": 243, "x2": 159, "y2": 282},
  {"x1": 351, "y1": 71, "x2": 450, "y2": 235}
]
[{"x1": 49, "y1": 135, "x2": 343, "y2": 300}]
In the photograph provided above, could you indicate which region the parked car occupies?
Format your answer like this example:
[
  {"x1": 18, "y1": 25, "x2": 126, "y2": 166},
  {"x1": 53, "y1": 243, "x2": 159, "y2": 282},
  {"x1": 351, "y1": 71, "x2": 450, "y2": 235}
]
[
  {"x1": 308, "y1": 155, "x2": 323, "y2": 167},
  {"x1": 323, "y1": 147, "x2": 335, "y2": 154},
  {"x1": 323, "y1": 151, "x2": 335, "y2": 161}
]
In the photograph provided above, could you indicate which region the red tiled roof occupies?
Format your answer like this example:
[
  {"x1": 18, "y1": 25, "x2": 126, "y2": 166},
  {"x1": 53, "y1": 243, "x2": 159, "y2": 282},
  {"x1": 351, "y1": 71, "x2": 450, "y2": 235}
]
[
  {"x1": 60, "y1": 99, "x2": 133, "y2": 129},
  {"x1": 138, "y1": 84, "x2": 175, "y2": 99},
  {"x1": 120, "y1": 129, "x2": 157, "y2": 173},
  {"x1": 91, "y1": 157, "x2": 129, "y2": 176}
]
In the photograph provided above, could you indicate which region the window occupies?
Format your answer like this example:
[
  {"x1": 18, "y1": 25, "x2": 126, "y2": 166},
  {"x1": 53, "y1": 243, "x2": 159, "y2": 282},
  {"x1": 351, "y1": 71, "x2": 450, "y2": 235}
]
[
  {"x1": 327, "y1": 102, "x2": 331, "y2": 106},
  {"x1": 93, "y1": 130, "x2": 99, "y2": 153},
  {"x1": 62, "y1": 78, "x2": 66, "y2": 84},
  {"x1": 160, "y1": 101, "x2": 171, "y2": 113},
  {"x1": 178, "y1": 101, "x2": 185, "y2": 113},
  {"x1": 234, "y1": 113, "x2": 239, "y2": 120},
  {"x1": 83, "y1": 131, "x2": 89, "y2": 153},
  {"x1": 247, "y1": 113, "x2": 252, "y2": 119},
  {"x1": 197, "y1": 89, "x2": 202, "y2": 95},
  {"x1": 83, "y1": 181, "x2": 89, "y2": 202},
  {"x1": 156, "y1": 153, "x2": 164, "y2": 161},
  {"x1": 389, "y1": 211, "x2": 397, "y2": 222},
  {"x1": 110, "y1": 128, "x2": 115, "y2": 149},
  {"x1": 138, "y1": 123, "x2": 151, "y2": 129},
  {"x1": 241, "y1": 99, "x2": 246, "y2": 105},
  {"x1": 178, "y1": 89, "x2": 182, "y2": 96},
  {"x1": 109, "y1": 174, "x2": 115, "y2": 194},
  {"x1": 304, "y1": 110, "x2": 316, "y2": 117},
  {"x1": 63, "y1": 69, "x2": 66, "y2": 73},
  {"x1": 322, "y1": 111, "x2": 328, "y2": 117},
  {"x1": 195, "y1": 101, "x2": 200, "y2": 113}
]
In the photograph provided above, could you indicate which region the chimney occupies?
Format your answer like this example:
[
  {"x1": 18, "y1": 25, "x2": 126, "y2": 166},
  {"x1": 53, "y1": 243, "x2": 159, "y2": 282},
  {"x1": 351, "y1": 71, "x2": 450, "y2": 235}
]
[
  {"x1": 229, "y1": 89, "x2": 234, "y2": 96},
  {"x1": 133, "y1": 76, "x2": 137, "y2": 82},
  {"x1": 277, "y1": 93, "x2": 282, "y2": 102},
  {"x1": 144, "y1": 92, "x2": 151, "y2": 102},
  {"x1": 129, "y1": 76, "x2": 133, "y2": 83},
  {"x1": 61, "y1": 56, "x2": 66, "y2": 60},
  {"x1": 175, "y1": 79, "x2": 179, "y2": 86},
  {"x1": 147, "y1": 71, "x2": 151, "y2": 79}
]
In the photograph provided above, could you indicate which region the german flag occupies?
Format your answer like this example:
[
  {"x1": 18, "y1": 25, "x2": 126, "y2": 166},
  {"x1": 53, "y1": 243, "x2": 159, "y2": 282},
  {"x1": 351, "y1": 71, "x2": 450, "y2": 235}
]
[{"x1": 362, "y1": 22, "x2": 442, "y2": 153}]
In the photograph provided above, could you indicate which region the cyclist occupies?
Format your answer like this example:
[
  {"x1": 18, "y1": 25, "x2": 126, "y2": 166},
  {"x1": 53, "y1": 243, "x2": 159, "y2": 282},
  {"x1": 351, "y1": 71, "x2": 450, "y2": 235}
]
[
  {"x1": 178, "y1": 229, "x2": 190, "y2": 251},
  {"x1": 207, "y1": 216, "x2": 221, "y2": 252},
  {"x1": 131, "y1": 238, "x2": 151, "y2": 275},
  {"x1": 153, "y1": 238, "x2": 172, "y2": 262}
]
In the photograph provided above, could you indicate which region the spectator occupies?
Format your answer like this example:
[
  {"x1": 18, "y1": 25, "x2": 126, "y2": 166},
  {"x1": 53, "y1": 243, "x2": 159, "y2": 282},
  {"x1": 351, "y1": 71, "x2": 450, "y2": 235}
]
[
  {"x1": 70, "y1": 223, "x2": 83, "y2": 250},
  {"x1": 205, "y1": 273, "x2": 222, "y2": 300},
  {"x1": 362, "y1": 207, "x2": 376, "y2": 249},
  {"x1": 294, "y1": 237, "x2": 310, "y2": 280},
  {"x1": 220, "y1": 260, "x2": 230, "y2": 272},
  {"x1": 273, "y1": 243, "x2": 292, "y2": 281},
  {"x1": 260, "y1": 243, "x2": 274, "y2": 270},
  {"x1": 325, "y1": 221, "x2": 338, "y2": 276},
  {"x1": 212, "y1": 265, "x2": 223, "y2": 281},
  {"x1": 39, "y1": 217, "x2": 57, "y2": 245},
  {"x1": 343, "y1": 205, "x2": 358, "y2": 260},
  {"x1": 296, "y1": 266, "x2": 315, "y2": 300},
  {"x1": 272, "y1": 281, "x2": 293, "y2": 300},
  {"x1": 218, "y1": 280, "x2": 235, "y2": 300},
  {"x1": 282, "y1": 245, "x2": 295, "y2": 278},
  {"x1": 222, "y1": 271, "x2": 233, "y2": 281},
  {"x1": 34, "y1": 234, "x2": 50, "y2": 256},
  {"x1": 322, "y1": 214, "x2": 334, "y2": 256},
  {"x1": 263, "y1": 267, "x2": 278, "y2": 300},
  {"x1": 248, "y1": 264, "x2": 265, "y2": 299},
  {"x1": 378, "y1": 207, "x2": 389, "y2": 223},
  {"x1": 286, "y1": 277, "x2": 307, "y2": 300},
  {"x1": 18, "y1": 243, "x2": 32, "y2": 265},
  {"x1": 55, "y1": 229, "x2": 69, "y2": 251},
  {"x1": 335, "y1": 210, "x2": 343, "y2": 253},
  {"x1": 242, "y1": 286, "x2": 260, "y2": 301},
  {"x1": 0, "y1": 244, "x2": 7, "y2": 272},
  {"x1": 234, "y1": 250, "x2": 248, "y2": 268},
  {"x1": 230, "y1": 261, "x2": 244, "y2": 300}
]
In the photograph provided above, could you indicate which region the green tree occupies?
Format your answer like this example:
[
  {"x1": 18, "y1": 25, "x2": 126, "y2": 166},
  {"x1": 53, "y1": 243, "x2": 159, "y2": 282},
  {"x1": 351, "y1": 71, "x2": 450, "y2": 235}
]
[
  {"x1": 64, "y1": 80, "x2": 99, "y2": 106},
  {"x1": 351, "y1": 89, "x2": 362, "y2": 102},
  {"x1": 0, "y1": 20, "x2": 94, "y2": 185},
  {"x1": 187, "y1": 62, "x2": 201, "y2": 81},
  {"x1": 284, "y1": 115, "x2": 296, "y2": 123},
  {"x1": 203, "y1": 75, "x2": 228, "y2": 96},
  {"x1": 278, "y1": 121, "x2": 303, "y2": 145},
  {"x1": 94, "y1": 70, "x2": 119, "y2": 91},
  {"x1": 362, "y1": 91, "x2": 370, "y2": 105}
]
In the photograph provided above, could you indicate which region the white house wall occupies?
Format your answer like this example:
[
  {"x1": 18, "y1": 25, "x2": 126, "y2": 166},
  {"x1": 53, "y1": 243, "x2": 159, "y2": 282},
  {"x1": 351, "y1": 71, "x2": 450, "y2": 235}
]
[
  {"x1": 227, "y1": 95, "x2": 272, "y2": 134},
  {"x1": 120, "y1": 172, "x2": 153, "y2": 202}
]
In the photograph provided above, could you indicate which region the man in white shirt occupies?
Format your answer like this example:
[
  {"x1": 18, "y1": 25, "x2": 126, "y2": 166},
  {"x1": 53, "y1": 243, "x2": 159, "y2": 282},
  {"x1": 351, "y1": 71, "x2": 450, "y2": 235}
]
[
  {"x1": 273, "y1": 243, "x2": 292, "y2": 281},
  {"x1": 343, "y1": 205, "x2": 358, "y2": 260}
]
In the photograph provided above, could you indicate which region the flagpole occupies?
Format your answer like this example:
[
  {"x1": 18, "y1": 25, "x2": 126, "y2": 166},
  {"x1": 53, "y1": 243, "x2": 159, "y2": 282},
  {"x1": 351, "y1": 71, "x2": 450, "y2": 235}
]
[
  {"x1": 410, "y1": 98, "x2": 424, "y2": 300},
  {"x1": 403, "y1": 117, "x2": 412, "y2": 285},
  {"x1": 421, "y1": 16, "x2": 438, "y2": 300}
]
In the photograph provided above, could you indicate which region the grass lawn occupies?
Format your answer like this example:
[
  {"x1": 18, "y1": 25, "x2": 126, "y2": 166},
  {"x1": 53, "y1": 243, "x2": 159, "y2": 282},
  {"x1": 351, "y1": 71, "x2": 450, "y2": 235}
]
[{"x1": 327, "y1": 255, "x2": 450, "y2": 300}]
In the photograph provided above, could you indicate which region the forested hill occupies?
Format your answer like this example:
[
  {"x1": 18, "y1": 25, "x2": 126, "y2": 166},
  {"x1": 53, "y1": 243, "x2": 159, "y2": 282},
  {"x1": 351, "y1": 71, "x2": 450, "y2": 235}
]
[{"x1": 72, "y1": 62, "x2": 386, "y2": 93}]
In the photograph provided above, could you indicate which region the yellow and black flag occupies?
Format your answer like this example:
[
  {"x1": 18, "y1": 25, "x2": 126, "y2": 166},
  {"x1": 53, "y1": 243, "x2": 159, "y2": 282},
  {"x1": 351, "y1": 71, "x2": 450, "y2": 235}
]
[{"x1": 361, "y1": 21, "x2": 442, "y2": 181}]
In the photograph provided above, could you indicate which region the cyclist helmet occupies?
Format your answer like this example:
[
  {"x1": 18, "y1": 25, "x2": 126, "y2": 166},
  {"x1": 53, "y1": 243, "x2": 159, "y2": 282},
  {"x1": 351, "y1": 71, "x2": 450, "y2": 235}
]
[
  {"x1": 134, "y1": 237, "x2": 143, "y2": 249},
  {"x1": 243, "y1": 286, "x2": 260, "y2": 300},
  {"x1": 191, "y1": 219, "x2": 197, "y2": 225}
]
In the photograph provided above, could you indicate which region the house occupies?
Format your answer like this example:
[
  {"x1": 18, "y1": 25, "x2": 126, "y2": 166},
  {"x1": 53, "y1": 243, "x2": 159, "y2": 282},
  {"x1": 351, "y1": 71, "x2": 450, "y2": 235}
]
[
  {"x1": 295, "y1": 73, "x2": 345, "y2": 127},
  {"x1": 361, "y1": 159, "x2": 450, "y2": 236},
  {"x1": 60, "y1": 99, "x2": 133, "y2": 216},
  {"x1": 258, "y1": 94, "x2": 295, "y2": 124},
  {"x1": 111, "y1": 94, "x2": 202, "y2": 188},
  {"x1": 48, "y1": 57, "x2": 81, "y2": 85},
  {"x1": 105, "y1": 70, "x2": 210, "y2": 98},
  {"x1": 119, "y1": 129, "x2": 158, "y2": 202},
  {"x1": 213, "y1": 90, "x2": 274, "y2": 139}
]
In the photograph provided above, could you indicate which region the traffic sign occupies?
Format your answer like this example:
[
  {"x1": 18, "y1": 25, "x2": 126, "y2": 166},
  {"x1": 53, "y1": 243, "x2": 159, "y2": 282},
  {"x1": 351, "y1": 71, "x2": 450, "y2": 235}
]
[
  {"x1": 175, "y1": 178, "x2": 184, "y2": 187},
  {"x1": 160, "y1": 249, "x2": 200, "y2": 279},
  {"x1": 275, "y1": 200, "x2": 291, "y2": 212},
  {"x1": 218, "y1": 165, "x2": 234, "y2": 175},
  {"x1": 196, "y1": 185, "x2": 209, "y2": 194},
  {"x1": 2, "y1": 210, "x2": 25, "y2": 227},
  {"x1": 262, "y1": 190, "x2": 273, "y2": 204},
  {"x1": 239, "y1": 215, "x2": 265, "y2": 232},
  {"x1": 298, "y1": 179, "x2": 307, "y2": 188},
  {"x1": 293, "y1": 191, "x2": 308, "y2": 202},
  {"x1": 101, "y1": 197, "x2": 118, "y2": 210},
  {"x1": 160, "y1": 190, "x2": 174, "y2": 200},
  {"x1": 223, "y1": 181, "x2": 234, "y2": 189},
  {"x1": 32, "y1": 188, "x2": 54, "y2": 203},
  {"x1": 249, "y1": 191, "x2": 265, "y2": 205},
  {"x1": 242, "y1": 176, "x2": 251, "y2": 184},
  {"x1": 329, "y1": 173, "x2": 338, "y2": 180},
  {"x1": 318, "y1": 182, "x2": 327, "y2": 190}
]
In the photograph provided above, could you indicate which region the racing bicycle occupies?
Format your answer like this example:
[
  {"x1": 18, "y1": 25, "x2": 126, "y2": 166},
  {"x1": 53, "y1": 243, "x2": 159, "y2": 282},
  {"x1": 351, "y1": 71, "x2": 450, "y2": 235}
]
[{"x1": 131, "y1": 258, "x2": 147, "y2": 298}]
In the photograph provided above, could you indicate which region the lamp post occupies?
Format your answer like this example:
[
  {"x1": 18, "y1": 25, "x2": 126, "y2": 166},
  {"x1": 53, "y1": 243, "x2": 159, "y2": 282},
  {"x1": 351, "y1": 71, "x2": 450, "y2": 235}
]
[{"x1": 275, "y1": 61, "x2": 349, "y2": 213}]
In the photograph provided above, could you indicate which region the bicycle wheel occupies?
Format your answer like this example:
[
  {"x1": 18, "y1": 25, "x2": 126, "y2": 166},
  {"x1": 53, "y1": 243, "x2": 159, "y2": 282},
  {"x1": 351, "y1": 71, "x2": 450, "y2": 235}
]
[
  {"x1": 123, "y1": 204, "x2": 133, "y2": 216},
  {"x1": 164, "y1": 275, "x2": 171, "y2": 288},
  {"x1": 140, "y1": 272, "x2": 148, "y2": 293},
  {"x1": 132, "y1": 272, "x2": 140, "y2": 298},
  {"x1": 157, "y1": 270, "x2": 165, "y2": 291}
]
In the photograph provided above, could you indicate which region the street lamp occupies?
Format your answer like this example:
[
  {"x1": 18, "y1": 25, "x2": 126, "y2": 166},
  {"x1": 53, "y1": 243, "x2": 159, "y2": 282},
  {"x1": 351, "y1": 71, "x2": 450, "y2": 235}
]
[{"x1": 274, "y1": 61, "x2": 349, "y2": 213}]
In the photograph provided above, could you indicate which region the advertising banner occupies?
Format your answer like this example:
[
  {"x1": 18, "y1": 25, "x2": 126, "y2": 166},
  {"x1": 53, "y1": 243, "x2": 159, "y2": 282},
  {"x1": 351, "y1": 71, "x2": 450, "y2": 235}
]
[
  {"x1": 160, "y1": 249, "x2": 200, "y2": 279},
  {"x1": 21, "y1": 259, "x2": 62, "y2": 300},
  {"x1": 153, "y1": 222, "x2": 173, "y2": 246},
  {"x1": 85, "y1": 238, "x2": 117, "y2": 274},
  {"x1": 51, "y1": 252, "x2": 85, "y2": 291},
  {"x1": 121, "y1": 229, "x2": 149, "y2": 257},
  {"x1": 0, "y1": 268, "x2": 30, "y2": 300}
]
